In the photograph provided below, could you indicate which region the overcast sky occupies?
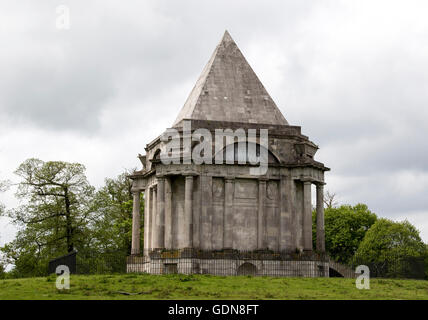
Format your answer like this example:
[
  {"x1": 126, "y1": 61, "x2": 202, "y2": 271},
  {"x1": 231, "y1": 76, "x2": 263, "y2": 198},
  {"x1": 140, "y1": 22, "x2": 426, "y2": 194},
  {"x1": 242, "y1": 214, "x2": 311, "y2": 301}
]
[{"x1": 1, "y1": 0, "x2": 428, "y2": 245}]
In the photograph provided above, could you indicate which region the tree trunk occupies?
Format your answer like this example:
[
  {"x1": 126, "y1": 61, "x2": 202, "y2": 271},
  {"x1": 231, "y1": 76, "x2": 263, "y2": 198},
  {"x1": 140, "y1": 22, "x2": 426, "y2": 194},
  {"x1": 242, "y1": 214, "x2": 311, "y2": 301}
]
[{"x1": 64, "y1": 188, "x2": 74, "y2": 253}]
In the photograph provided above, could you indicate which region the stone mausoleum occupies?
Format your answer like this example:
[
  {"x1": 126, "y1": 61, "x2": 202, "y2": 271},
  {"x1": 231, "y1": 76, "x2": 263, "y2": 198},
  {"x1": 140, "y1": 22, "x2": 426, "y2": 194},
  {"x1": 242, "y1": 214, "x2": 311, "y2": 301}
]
[{"x1": 127, "y1": 31, "x2": 336, "y2": 277}]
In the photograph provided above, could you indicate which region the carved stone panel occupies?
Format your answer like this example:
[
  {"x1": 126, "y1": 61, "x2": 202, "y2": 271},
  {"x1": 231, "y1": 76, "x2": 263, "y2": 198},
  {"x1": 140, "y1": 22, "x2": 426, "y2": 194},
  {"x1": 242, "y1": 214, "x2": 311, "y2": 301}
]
[
  {"x1": 212, "y1": 178, "x2": 225, "y2": 200},
  {"x1": 266, "y1": 181, "x2": 278, "y2": 200},
  {"x1": 234, "y1": 179, "x2": 258, "y2": 199},
  {"x1": 232, "y1": 179, "x2": 258, "y2": 250}
]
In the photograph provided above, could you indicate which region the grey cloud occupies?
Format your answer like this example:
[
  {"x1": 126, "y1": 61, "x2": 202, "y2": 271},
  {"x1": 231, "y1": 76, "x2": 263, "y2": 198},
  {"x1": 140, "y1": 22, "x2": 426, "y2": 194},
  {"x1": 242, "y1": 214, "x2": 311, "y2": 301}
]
[
  {"x1": 0, "y1": 0, "x2": 326, "y2": 133},
  {"x1": 1, "y1": 0, "x2": 427, "y2": 240}
]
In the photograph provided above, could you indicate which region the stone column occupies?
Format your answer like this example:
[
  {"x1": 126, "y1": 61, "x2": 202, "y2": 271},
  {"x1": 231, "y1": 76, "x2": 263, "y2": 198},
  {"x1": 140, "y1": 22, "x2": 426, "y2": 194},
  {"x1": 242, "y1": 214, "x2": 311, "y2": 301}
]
[
  {"x1": 151, "y1": 186, "x2": 158, "y2": 248},
  {"x1": 223, "y1": 177, "x2": 235, "y2": 248},
  {"x1": 303, "y1": 181, "x2": 313, "y2": 251},
  {"x1": 148, "y1": 188, "x2": 153, "y2": 251},
  {"x1": 316, "y1": 183, "x2": 326, "y2": 252},
  {"x1": 143, "y1": 189, "x2": 150, "y2": 252},
  {"x1": 200, "y1": 175, "x2": 213, "y2": 250},
  {"x1": 279, "y1": 175, "x2": 292, "y2": 252},
  {"x1": 184, "y1": 175, "x2": 194, "y2": 248},
  {"x1": 290, "y1": 179, "x2": 301, "y2": 250},
  {"x1": 164, "y1": 177, "x2": 172, "y2": 249},
  {"x1": 192, "y1": 176, "x2": 200, "y2": 249},
  {"x1": 156, "y1": 177, "x2": 165, "y2": 249},
  {"x1": 131, "y1": 190, "x2": 141, "y2": 255},
  {"x1": 257, "y1": 179, "x2": 266, "y2": 249}
]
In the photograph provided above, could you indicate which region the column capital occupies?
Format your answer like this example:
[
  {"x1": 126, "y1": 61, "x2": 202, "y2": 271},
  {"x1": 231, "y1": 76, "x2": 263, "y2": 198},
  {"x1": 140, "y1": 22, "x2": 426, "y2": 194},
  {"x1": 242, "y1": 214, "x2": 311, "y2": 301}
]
[
  {"x1": 258, "y1": 177, "x2": 268, "y2": 182},
  {"x1": 184, "y1": 175, "x2": 194, "y2": 180},
  {"x1": 315, "y1": 182, "x2": 326, "y2": 187},
  {"x1": 224, "y1": 176, "x2": 235, "y2": 182},
  {"x1": 131, "y1": 188, "x2": 142, "y2": 195},
  {"x1": 183, "y1": 171, "x2": 198, "y2": 177},
  {"x1": 299, "y1": 175, "x2": 313, "y2": 183}
]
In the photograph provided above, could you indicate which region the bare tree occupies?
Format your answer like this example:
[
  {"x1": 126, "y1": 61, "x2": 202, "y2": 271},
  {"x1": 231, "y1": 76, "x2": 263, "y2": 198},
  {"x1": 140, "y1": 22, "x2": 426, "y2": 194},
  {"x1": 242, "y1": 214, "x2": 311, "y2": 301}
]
[{"x1": 324, "y1": 190, "x2": 338, "y2": 209}]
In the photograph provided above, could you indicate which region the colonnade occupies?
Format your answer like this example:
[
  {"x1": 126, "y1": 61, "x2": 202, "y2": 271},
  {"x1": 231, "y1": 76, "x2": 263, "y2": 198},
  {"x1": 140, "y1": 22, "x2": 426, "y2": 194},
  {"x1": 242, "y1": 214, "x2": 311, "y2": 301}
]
[{"x1": 130, "y1": 175, "x2": 325, "y2": 255}]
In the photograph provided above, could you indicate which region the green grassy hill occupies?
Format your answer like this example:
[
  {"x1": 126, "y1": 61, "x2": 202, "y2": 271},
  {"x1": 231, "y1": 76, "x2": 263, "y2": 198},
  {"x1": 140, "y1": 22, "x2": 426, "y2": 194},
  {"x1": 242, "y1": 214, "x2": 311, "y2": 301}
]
[{"x1": 1, "y1": 274, "x2": 428, "y2": 300}]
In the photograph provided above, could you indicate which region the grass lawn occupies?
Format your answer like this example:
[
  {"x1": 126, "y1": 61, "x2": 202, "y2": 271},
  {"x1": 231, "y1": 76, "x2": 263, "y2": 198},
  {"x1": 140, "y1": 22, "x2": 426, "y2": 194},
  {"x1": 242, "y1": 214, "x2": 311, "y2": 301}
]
[{"x1": 0, "y1": 274, "x2": 427, "y2": 300}]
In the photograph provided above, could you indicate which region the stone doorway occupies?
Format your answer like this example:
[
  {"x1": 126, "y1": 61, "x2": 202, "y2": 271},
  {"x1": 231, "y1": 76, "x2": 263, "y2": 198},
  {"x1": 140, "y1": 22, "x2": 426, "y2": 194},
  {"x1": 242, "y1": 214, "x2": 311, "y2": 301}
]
[
  {"x1": 237, "y1": 262, "x2": 257, "y2": 276},
  {"x1": 164, "y1": 263, "x2": 178, "y2": 274}
]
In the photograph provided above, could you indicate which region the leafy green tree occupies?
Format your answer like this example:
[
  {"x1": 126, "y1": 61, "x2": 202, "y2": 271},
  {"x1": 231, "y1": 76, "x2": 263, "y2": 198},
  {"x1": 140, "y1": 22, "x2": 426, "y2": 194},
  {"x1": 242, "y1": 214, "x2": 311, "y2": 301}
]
[
  {"x1": 89, "y1": 172, "x2": 144, "y2": 253},
  {"x1": 76, "y1": 171, "x2": 144, "y2": 274},
  {"x1": 0, "y1": 177, "x2": 11, "y2": 278},
  {"x1": 0, "y1": 247, "x2": 5, "y2": 279},
  {"x1": 1, "y1": 159, "x2": 95, "y2": 277},
  {"x1": 425, "y1": 244, "x2": 428, "y2": 279},
  {"x1": 355, "y1": 219, "x2": 427, "y2": 278},
  {"x1": 313, "y1": 203, "x2": 377, "y2": 263}
]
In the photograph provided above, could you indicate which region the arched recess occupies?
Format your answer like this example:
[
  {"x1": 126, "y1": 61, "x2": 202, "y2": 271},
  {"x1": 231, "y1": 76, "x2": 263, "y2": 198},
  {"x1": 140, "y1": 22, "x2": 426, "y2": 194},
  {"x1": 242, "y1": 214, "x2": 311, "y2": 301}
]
[
  {"x1": 212, "y1": 142, "x2": 281, "y2": 165},
  {"x1": 237, "y1": 262, "x2": 258, "y2": 276},
  {"x1": 152, "y1": 149, "x2": 161, "y2": 161},
  {"x1": 149, "y1": 149, "x2": 162, "y2": 170}
]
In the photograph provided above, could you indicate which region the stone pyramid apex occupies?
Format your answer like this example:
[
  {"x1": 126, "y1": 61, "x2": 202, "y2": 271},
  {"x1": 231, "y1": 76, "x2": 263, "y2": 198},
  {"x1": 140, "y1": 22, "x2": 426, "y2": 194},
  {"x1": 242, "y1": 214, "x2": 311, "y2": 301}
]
[
  {"x1": 172, "y1": 31, "x2": 288, "y2": 127},
  {"x1": 221, "y1": 29, "x2": 233, "y2": 42}
]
